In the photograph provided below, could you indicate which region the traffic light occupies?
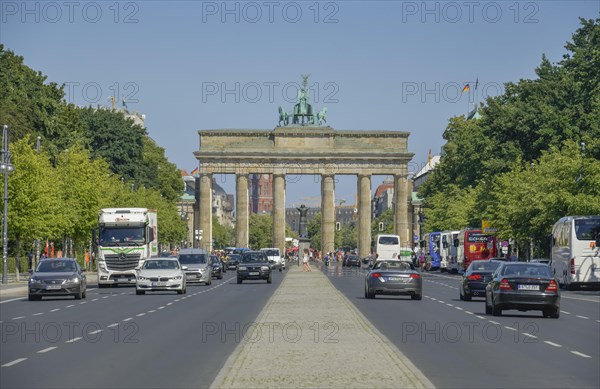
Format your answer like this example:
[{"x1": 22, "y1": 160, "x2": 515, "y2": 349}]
[
  {"x1": 378, "y1": 222, "x2": 384, "y2": 231},
  {"x1": 336, "y1": 222, "x2": 341, "y2": 231}
]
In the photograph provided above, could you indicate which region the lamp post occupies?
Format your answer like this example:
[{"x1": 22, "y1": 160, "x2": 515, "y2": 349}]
[{"x1": 1, "y1": 125, "x2": 15, "y2": 284}]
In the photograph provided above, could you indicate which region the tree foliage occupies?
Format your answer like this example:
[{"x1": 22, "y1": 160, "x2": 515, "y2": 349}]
[{"x1": 418, "y1": 19, "x2": 600, "y2": 253}]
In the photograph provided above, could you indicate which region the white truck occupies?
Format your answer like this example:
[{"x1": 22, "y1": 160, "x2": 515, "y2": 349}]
[{"x1": 96, "y1": 208, "x2": 158, "y2": 287}]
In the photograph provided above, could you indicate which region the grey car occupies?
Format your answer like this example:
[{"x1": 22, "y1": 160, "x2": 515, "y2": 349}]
[
  {"x1": 177, "y1": 248, "x2": 212, "y2": 285},
  {"x1": 28, "y1": 258, "x2": 87, "y2": 301},
  {"x1": 365, "y1": 260, "x2": 422, "y2": 300},
  {"x1": 485, "y1": 262, "x2": 560, "y2": 318}
]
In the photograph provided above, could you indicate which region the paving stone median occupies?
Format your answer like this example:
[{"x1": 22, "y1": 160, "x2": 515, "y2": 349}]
[{"x1": 211, "y1": 263, "x2": 434, "y2": 388}]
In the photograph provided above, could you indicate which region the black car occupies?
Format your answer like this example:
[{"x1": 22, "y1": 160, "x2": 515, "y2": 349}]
[
  {"x1": 460, "y1": 260, "x2": 502, "y2": 301},
  {"x1": 485, "y1": 262, "x2": 560, "y2": 318},
  {"x1": 227, "y1": 254, "x2": 241, "y2": 270},
  {"x1": 28, "y1": 258, "x2": 87, "y2": 301},
  {"x1": 344, "y1": 255, "x2": 361, "y2": 267},
  {"x1": 237, "y1": 251, "x2": 272, "y2": 284},
  {"x1": 210, "y1": 255, "x2": 224, "y2": 279}
]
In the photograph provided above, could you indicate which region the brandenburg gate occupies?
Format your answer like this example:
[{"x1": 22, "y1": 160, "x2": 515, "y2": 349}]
[{"x1": 193, "y1": 77, "x2": 414, "y2": 258}]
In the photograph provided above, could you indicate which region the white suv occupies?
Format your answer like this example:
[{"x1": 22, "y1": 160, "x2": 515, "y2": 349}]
[{"x1": 260, "y1": 248, "x2": 285, "y2": 271}]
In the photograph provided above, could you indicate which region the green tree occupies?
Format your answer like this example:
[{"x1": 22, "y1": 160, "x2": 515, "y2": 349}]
[
  {"x1": 307, "y1": 212, "x2": 321, "y2": 249},
  {"x1": 213, "y1": 216, "x2": 235, "y2": 249},
  {"x1": 249, "y1": 213, "x2": 272, "y2": 249}
]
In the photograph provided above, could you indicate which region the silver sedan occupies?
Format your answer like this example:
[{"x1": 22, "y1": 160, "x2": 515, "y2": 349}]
[
  {"x1": 365, "y1": 260, "x2": 422, "y2": 300},
  {"x1": 136, "y1": 258, "x2": 187, "y2": 295}
]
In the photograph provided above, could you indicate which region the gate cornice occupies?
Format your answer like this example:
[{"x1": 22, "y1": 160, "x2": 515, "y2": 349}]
[{"x1": 195, "y1": 127, "x2": 413, "y2": 175}]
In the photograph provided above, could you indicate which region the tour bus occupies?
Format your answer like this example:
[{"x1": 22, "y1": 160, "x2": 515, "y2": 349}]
[
  {"x1": 375, "y1": 234, "x2": 412, "y2": 261},
  {"x1": 455, "y1": 228, "x2": 497, "y2": 272},
  {"x1": 422, "y1": 232, "x2": 442, "y2": 270},
  {"x1": 550, "y1": 216, "x2": 600, "y2": 289},
  {"x1": 440, "y1": 230, "x2": 461, "y2": 273}
]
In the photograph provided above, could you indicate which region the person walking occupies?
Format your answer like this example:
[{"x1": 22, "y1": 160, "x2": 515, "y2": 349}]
[{"x1": 303, "y1": 249, "x2": 311, "y2": 272}]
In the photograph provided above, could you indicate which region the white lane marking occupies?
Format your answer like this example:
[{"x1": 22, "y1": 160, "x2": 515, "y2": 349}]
[
  {"x1": 560, "y1": 295, "x2": 600, "y2": 303},
  {"x1": 33, "y1": 313, "x2": 44, "y2": 316},
  {"x1": 576, "y1": 315, "x2": 589, "y2": 320},
  {"x1": 489, "y1": 321, "x2": 500, "y2": 325},
  {"x1": 88, "y1": 330, "x2": 103, "y2": 335},
  {"x1": 79, "y1": 302, "x2": 87, "y2": 304},
  {"x1": 561, "y1": 311, "x2": 571, "y2": 314},
  {"x1": 106, "y1": 323, "x2": 119, "y2": 328},
  {"x1": 522, "y1": 333, "x2": 537, "y2": 338},
  {"x1": 66, "y1": 304, "x2": 75, "y2": 308},
  {"x1": 571, "y1": 351, "x2": 592, "y2": 358},
  {"x1": 505, "y1": 326, "x2": 517, "y2": 332},
  {"x1": 465, "y1": 311, "x2": 474, "y2": 315},
  {"x1": 476, "y1": 315, "x2": 486, "y2": 319},
  {"x1": 102, "y1": 296, "x2": 109, "y2": 299},
  {"x1": 11, "y1": 316, "x2": 25, "y2": 320},
  {"x1": 65, "y1": 337, "x2": 83, "y2": 343},
  {"x1": 2, "y1": 358, "x2": 27, "y2": 367},
  {"x1": 446, "y1": 303, "x2": 454, "y2": 307},
  {"x1": 37, "y1": 347, "x2": 58, "y2": 353},
  {"x1": 455, "y1": 307, "x2": 464, "y2": 311},
  {"x1": 544, "y1": 341, "x2": 562, "y2": 347},
  {"x1": 147, "y1": 310, "x2": 156, "y2": 313},
  {"x1": 157, "y1": 306, "x2": 165, "y2": 310},
  {"x1": 123, "y1": 317, "x2": 133, "y2": 322},
  {"x1": 91, "y1": 298, "x2": 99, "y2": 302},
  {"x1": 0, "y1": 297, "x2": 26, "y2": 304},
  {"x1": 166, "y1": 302, "x2": 173, "y2": 306},
  {"x1": 136, "y1": 313, "x2": 145, "y2": 317},
  {"x1": 50, "y1": 308, "x2": 60, "y2": 312}
]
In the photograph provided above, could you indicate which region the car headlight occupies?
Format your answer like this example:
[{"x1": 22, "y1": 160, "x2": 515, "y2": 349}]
[
  {"x1": 99, "y1": 263, "x2": 107, "y2": 272},
  {"x1": 172, "y1": 276, "x2": 182, "y2": 280},
  {"x1": 261, "y1": 266, "x2": 269, "y2": 270},
  {"x1": 238, "y1": 266, "x2": 247, "y2": 271},
  {"x1": 69, "y1": 277, "x2": 80, "y2": 283},
  {"x1": 137, "y1": 276, "x2": 147, "y2": 281},
  {"x1": 29, "y1": 277, "x2": 41, "y2": 284}
]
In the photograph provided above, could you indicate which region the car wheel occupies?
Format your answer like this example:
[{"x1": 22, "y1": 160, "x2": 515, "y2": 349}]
[
  {"x1": 459, "y1": 290, "x2": 464, "y2": 300},
  {"x1": 177, "y1": 288, "x2": 183, "y2": 295},
  {"x1": 492, "y1": 299, "x2": 502, "y2": 316},
  {"x1": 463, "y1": 292, "x2": 472, "y2": 301},
  {"x1": 136, "y1": 290, "x2": 145, "y2": 295},
  {"x1": 237, "y1": 277, "x2": 242, "y2": 284},
  {"x1": 207, "y1": 278, "x2": 212, "y2": 285},
  {"x1": 550, "y1": 308, "x2": 560, "y2": 319},
  {"x1": 28, "y1": 294, "x2": 39, "y2": 301},
  {"x1": 218, "y1": 273, "x2": 223, "y2": 280},
  {"x1": 82, "y1": 290, "x2": 87, "y2": 299},
  {"x1": 485, "y1": 297, "x2": 492, "y2": 315},
  {"x1": 74, "y1": 290, "x2": 82, "y2": 300},
  {"x1": 98, "y1": 283, "x2": 108, "y2": 289},
  {"x1": 411, "y1": 294, "x2": 422, "y2": 301},
  {"x1": 267, "y1": 274, "x2": 272, "y2": 284},
  {"x1": 279, "y1": 267, "x2": 282, "y2": 272},
  {"x1": 365, "y1": 283, "x2": 375, "y2": 299}
]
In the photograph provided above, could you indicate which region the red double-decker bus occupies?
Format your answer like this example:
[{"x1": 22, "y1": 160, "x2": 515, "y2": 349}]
[{"x1": 455, "y1": 229, "x2": 498, "y2": 271}]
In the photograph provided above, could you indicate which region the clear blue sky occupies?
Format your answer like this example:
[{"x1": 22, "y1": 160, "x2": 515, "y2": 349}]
[{"x1": 2, "y1": 1, "x2": 598, "y2": 207}]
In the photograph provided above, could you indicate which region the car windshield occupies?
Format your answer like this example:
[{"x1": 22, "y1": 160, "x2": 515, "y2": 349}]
[
  {"x1": 469, "y1": 261, "x2": 501, "y2": 272},
  {"x1": 374, "y1": 261, "x2": 414, "y2": 271},
  {"x1": 36, "y1": 260, "x2": 76, "y2": 273},
  {"x1": 241, "y1": 253, "x2": 267, "y2": 263},
  {"x1": 228, "y1": 254, "x2": 241, "y2": 261},
  {"x1": 501, "y1": 265, "x2": 551, "y2": 277},
  {"x1": 262, "y1": 250, "x2": 279, "y2": 256},
  {"x1": 178, "y1": 254, "x2": 208, "y2": 264},
  {"x1": 143, "y1": 260, "x2": 179, "y2": 270}
]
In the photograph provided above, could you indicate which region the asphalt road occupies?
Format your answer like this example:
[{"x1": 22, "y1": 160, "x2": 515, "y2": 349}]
[
  {"x1": 325, "y1": 263, "x2": 600, "y2": 388},
  {"x1": 0, "y1": 270, "x2": 286, "y2": 389}
]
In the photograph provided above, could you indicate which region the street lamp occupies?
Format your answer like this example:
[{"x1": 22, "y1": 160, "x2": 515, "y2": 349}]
[
  {"x1": 181, "y1": 210, "x2": 190, "y2": 248},
  {"x1": 1, "y1": 125, "x2": 15, "y2": 284}
]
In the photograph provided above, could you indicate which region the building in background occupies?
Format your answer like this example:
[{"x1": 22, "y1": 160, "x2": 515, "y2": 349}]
[
  {"x1": 250, "y1": 174, "x2": 273, "y2": 214},
  {"x1": 372, "y1": 177, "x2": 394, "y2": 219}
]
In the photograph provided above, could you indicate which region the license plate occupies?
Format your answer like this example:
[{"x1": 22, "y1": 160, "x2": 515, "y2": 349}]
[
  {"x1": 387, "y1": 277, "x2": 404, "y2": 281},
  {"x1": 118, "y1": 278, "x2": 130, "y2": 282},
  {"x1": 518, "y1": 284, "x2": 539, "y2": 291},
  {"x1": 152, "y1": 282, "x2": 167, "y2": 287},
  {"x1": 46, "y1": 285, "x2": 61, "y2": 290},
  {"x1": 249, "y1": 272, "x2": 259, "y2": 276}
]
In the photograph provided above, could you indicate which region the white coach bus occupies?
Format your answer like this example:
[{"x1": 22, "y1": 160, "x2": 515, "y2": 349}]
[{"x1": 550, "y1": 216, "x2": 600, "y2": 289}]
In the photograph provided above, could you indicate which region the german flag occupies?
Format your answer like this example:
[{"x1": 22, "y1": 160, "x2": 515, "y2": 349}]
[
  {"x1": 462, "y1": 84, "x2": 470, "y2": 93},
  {"x1": 190, "y1": 167, "x2": 199, "y2": 176}
]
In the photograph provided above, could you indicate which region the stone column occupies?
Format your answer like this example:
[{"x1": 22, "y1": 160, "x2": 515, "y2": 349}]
[
  {"x1": 236, "y1": 174, "x2": 249, "y2": 248},
  {"x1": 394, "y1": 173, "x2": 409, "y2": 247},
  {"x1": 321, "y1": 175, "x2": 335, "y2": 256},
  {"x1": 199, "y1": 173, "x2": 213, "y2": 252},
  {"x1": 272, "y1": 174, "x2": 286, "y2": 254},
  {"x1": 358, "y1": 174, "x2": 372, "y2": 258}
]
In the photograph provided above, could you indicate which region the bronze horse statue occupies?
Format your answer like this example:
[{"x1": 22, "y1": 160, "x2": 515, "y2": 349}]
[{"x1": 278, "y1": 106, "x2": 289, "y2": 126}]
